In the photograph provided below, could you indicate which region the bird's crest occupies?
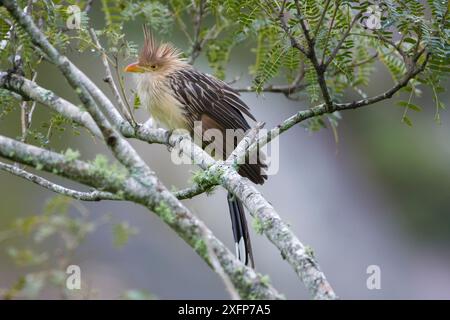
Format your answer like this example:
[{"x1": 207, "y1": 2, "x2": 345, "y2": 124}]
[{"x1": 139, "y1": 25, "x2": 183, "y2": 66}]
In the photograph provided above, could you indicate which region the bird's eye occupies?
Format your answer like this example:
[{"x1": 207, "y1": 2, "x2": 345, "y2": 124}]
[{"x1": 150, "y1": 65, "x2": 157, "y2": 70}]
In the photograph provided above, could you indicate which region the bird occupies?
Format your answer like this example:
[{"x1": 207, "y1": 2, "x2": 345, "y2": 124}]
[{"x1": 124, "y1": 26, "x2": 267, "y2": 268}]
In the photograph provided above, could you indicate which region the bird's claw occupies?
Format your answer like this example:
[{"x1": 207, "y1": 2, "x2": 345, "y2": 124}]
[{"x1": 166, "y1": 130, "x2": 190, "y2": 157}]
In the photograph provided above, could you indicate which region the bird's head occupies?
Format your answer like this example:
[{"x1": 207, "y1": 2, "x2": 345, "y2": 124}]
[{"x1": 124, "y1": 25, "x2": 186, "y2": 76}]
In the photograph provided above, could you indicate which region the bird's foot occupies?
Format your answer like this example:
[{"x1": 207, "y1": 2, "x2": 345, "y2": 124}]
[{"x1": 167, "y1": 130, "x2": 191, "y2": 157}]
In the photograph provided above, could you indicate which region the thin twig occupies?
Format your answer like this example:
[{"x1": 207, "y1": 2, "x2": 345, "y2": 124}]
[
  {"x1": 84, "y1": 0, "x2": 94, "y2": 13},
  {"x1": 330, "y1": 52, "x2": 379, "y2": 76},
  {"x1": 313, "y1": 0, "x2": 332, "y2": 39},
  {"x1": 188, "y1": 0, "x2": 206, "y2": 64},
  {"x1": 244, "y1": 53, "x2": 430, "y2": 159},
  {"x1": 321, "y1": 1, "x2": 339, "y2": 64},
  {"x1": 19, "y1": 71, "x2": 37, "y2": 143},
  {"x1": 374, "y1": 30, "x2": 409, "y2": 64},
  {"x1": 278, "y1": 1, "x2": 309, "y2": 57},
  {"x1": 174, "y1": 183, "x2": 213, "y2": 200},
  {"x1": 323, "y1": 11, "x2": 364, "y2": 69},
  {"x1": 293, "y1": 0, "x2": 333, "y2": 110},
  {"x1": 0, "y1": 161, "x2": 121, "y2": 201},
  {"x1": 235, "y1": 63, "x2": 306, "y2": 96},
  {"x1": 89, "y1": 28, "x2": 136, "y2": 126}
]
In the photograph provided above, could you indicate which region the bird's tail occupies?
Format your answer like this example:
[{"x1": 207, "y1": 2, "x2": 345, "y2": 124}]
[{"x1": 227, "y1": 192, "x2": 254, "y2": 268}]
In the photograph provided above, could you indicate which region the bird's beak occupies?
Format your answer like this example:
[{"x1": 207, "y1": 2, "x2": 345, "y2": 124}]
[{"x1": 124, "y1": 62, "x2": 144, "y2": 73}]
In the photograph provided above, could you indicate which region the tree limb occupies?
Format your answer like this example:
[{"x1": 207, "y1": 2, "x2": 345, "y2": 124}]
[
  {"x1": 322, "y1": 12, "x2": 363, "y2": 69},
  {"x1": 0, "y1": 71, "x2": 102, "y2": 138},
  {"x1": 188, "y1": 0, "x2": 206, "y2": 64},
  {"x1": 0, "y1": 0, "x2": 338, "y2": 299},
  {"x1": 293, "y1": 0, "x2": 333, "y2": 110},
  {"x1": 0, "y1": 0, "x2": 289, "y2": 299},
  {"x1": 234, "y1": 64, "x2": 306, "y2": 97},
  {"x1": 89, "y1": 28, "x2": 136, "y2": 125},
  {"x1": 278, "y1": 1, "x2": 309, "y2": 57},
  {"x1": 244, "y1": 52, "x2": 430, "y2": 158},
  {"x1": 0, "y1": 161, "x2": 121, "y2": 201},
  {"x1": 0, "y1": 134, "x2": 283, "y2": 299},
  {"x1": 174, "y1": 183, "x2": 213, "y2": 200}
]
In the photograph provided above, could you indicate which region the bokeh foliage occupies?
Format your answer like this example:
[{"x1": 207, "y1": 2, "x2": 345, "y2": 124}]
[{"x1": 0, "y1": 195, "x2": 140, "y2": 299}]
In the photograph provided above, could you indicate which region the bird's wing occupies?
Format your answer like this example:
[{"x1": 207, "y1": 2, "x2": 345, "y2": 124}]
[
  {"x1": 167, "y1": 68, "x2": 266, "y2": 185},
  {"x1": 167, "y1": 68, "x2": 256, "y2": 132}
]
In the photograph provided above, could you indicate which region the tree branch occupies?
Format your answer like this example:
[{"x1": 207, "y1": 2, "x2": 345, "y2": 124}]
[
  {"x1": 234, "y1": 64, "x2": 306, "y2": 97},
  {"x1": 322, "y1": 12, "x2": 363, "y2": 69},
  {"x1": 1, "y1": 0, "x2": 340, "y2": 299},
  {"x1": 0, "y1": 161, "x2": 121, "y2": 201},
  {"x1": 293, "y1": 0, "x2": 333, "y2": 111},
  {"x1": 244, "y1": 52, "x2": 431, "y2": 158},
  {"x1": 155, "y1": 131, "x2": 338, "y2": 299},
  {"x1": 336, "y1": 53, "x2": 430, "y2": 110},
  {"x1": 313, "y1": 0, "x2": 332, "y2": 39},
  {"x1": 0, "y1": 0, "x2": 288, "y2": 299},
  {"x1": 0, "y1": 134, "x2": 282, "y2": 299},
  {"x1": 278, "y1": 2, "x2": 309, "y2": 57},
  {"x1": 188, "y1": 0, "x2": 206, "y2": 64},
  {"x1": 0, "y1": 71, "x2": 102, "y2": 139},
  {"x1": 174, "y1": 183, "x2": 213, "y2": 200},
  {"x1": 89, "y1": 28, "x2": 136, "y2": 125}
]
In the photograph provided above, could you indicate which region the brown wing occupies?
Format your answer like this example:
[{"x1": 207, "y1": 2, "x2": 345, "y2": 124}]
[
  {"x1": 167, "y1": 68, "x2": 255, "y2": 131},
  {"x1": 168, "y1": 68, "x2": 266, "y2": 184}
]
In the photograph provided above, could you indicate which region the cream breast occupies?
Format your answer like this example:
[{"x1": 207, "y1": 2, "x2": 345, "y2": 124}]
[{"x1": 136, "y1": 74, "x2": 189, "y2": 131}]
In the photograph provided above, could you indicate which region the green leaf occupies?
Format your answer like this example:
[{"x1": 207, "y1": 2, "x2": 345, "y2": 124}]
[
  {"x1": 396, "y1": 101, "x2": 422, "y2": 112},
  {"x1": 401, "y1": 115, "x2": 413, "y2": 127},
  {"x1": 253, "y1": 42, "x2": 285, "y2": 92},
  {"x1": 7, "y1": 248, "x2": 48, "y2": 267},
  {"x1": 63, "y1": 148, "x2": 80, "y2": 162},
  {"x1": 13, "y1": 216, "x2": 41, "y2": 235},
  {"x1": 44, "y1": 196, "x2": 72, "y2": 216},
  {"x1": 113, "y1": 222, "x2": 137, "y2": 248}
]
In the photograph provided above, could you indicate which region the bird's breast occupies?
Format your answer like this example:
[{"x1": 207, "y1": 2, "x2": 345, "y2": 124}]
[{"x1": 137, "y1": 75, "x2": 189, "y2": 131}]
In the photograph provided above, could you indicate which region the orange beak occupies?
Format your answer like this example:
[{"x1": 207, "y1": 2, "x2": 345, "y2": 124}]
[{"x1": 124, "y1": 62, "x2": 145, "y2": 73}]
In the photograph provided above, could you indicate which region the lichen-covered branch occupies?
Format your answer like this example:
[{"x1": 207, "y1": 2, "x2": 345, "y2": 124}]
[
  {"x1": 213, "y1": 163, "x2": 337, "y2": 300},
  {"x1": 0, "y1": 0, "x2": 341, "y2": 300},
  {"x1": 0, "y1": 134, "x2": 282, "y2": 299},
  {"x1": 0, "y1": 0, "x2": 438, "y2": 301},
  {"x1": 152, "y1": 131, "x2": 338, "y2": 299},
  {"x1": 0, "y1": 0, "x2": 289, "y2": 299},
  {"x1": 174, "y1": 182, "x2": 212, "y2": 200},
  {"x1": 0, "y1": 161, "x2": 121, "y2": 201},
  {"x1": 0, "y1": 71, "x2": 102, "y2": 138}
]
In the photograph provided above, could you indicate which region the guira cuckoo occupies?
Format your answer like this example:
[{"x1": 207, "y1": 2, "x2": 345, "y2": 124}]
[{"x1": 124, "y1": 26, "x2": 266, "y2": 267}]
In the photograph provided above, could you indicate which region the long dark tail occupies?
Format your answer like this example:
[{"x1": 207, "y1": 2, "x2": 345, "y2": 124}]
[{"x1": 227, "y1": 192, "x2": 254, "y2": 268}]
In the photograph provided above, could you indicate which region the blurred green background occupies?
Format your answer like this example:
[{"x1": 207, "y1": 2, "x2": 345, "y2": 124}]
[{"x1": 1, "y1": 1, "x2": 449, "y2": 299}]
